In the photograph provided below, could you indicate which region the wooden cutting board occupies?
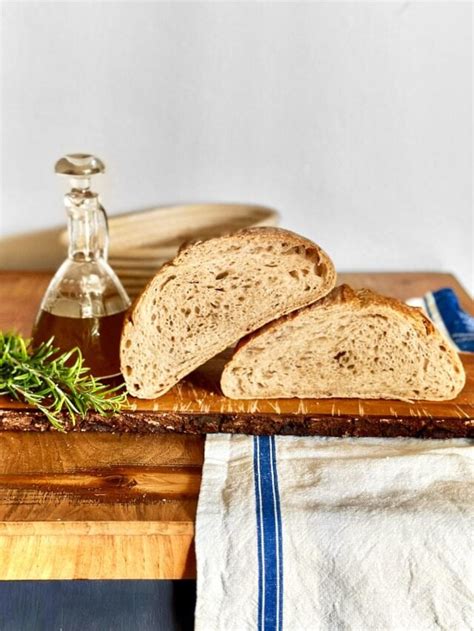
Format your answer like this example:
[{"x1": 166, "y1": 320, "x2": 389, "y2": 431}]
[{"x1": 1, "y1": 271, "x2": 473, "y2": 438}]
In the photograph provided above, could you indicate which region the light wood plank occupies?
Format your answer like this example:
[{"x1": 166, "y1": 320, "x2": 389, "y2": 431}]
[{"x1": 0, "y1": 533, "x2": 195, "y2": 579}]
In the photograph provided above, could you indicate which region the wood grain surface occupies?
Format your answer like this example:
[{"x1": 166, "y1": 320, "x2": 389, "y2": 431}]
[
  {"x1": 0, "y1": 432, "x2": 202, "y2": 579},
  {"x1": 0, "y1": 271, "x2": 472, "y2": 579}
]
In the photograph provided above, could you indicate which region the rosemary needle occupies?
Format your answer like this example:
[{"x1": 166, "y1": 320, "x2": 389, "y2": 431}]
[{"x1": 0, "y1": 332, "x2": 127, "y2": 431}]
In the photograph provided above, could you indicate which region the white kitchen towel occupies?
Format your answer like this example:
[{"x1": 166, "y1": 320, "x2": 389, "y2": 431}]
[
  {"x1": 195, "y1": 289, "x2": 474, "y2": 631},
  {"x1": 407, "y1": 287, "x2": 474, "y2": 353},
  {"x1": 195, "y1": 435, "x2": 473, "y2": 631}
]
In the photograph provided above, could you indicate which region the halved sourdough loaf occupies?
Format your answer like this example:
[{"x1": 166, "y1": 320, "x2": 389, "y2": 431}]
[
  {"x1": 221, "y1": 284, "x2": 466, "y2": 401},
  {"x1": 121, "y1": 227, "x2": 336, "y2": 398}
]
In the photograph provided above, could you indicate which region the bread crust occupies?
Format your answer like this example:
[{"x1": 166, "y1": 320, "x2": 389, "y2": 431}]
[
  {"x1": 122, "y1": 227, "x2": 334, "y2": 327},
  {"x1": 233, "y1": 284, "x2": 436, "y2": 354},
  {"x1": 222, "y1": 284, "x2": 466, "y2": 401},
  {"x1": 120, "y1": 227, "x2": 336, "y2": 398}
]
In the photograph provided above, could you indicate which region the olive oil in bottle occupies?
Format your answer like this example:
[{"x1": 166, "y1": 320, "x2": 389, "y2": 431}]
[{"x1": 32, "y1": 154, "x2": 130, "y2": 378}]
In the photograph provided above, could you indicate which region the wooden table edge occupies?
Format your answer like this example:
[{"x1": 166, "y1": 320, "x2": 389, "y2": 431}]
[{"x1": 0, "y1": 531, "x2": 196, "y2": 580}]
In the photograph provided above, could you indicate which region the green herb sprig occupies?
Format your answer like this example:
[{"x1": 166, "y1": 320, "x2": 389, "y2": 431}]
[{"x1": 0, "y1": 332, "x2": 127, "y2": 431}]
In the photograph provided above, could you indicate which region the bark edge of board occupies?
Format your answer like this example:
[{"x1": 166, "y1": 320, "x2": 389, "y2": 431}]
[{"x1": 0, "y1": 409, "x2": 472, "y2": 439}]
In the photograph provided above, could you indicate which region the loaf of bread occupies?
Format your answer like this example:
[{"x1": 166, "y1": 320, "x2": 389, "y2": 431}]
[
  {"x1": 121, "y1": 227, "x2": 336, "y2": 398},
  {"x1": 221, "y1": 284, "x2": 466, "y2": 401}
]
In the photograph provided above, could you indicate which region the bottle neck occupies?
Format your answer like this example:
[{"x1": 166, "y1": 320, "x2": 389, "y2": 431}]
[{"x1": 65, "y1": 190, "x2": 109, "y2": 262}]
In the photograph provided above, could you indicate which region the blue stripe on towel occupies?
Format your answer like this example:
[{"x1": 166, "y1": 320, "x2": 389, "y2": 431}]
[
  {"x1": 253, "y1": 436, "x2": 284, "y2": 631},
  {"x1": 270, "y1": 437, "x2": 284, "y2": 631},
  {"x1": 254, "y1": 436, "x2": 265, "y2": 630},
  {"x1": 432, "y1": 288, "x2": 474, "y2": 353}
]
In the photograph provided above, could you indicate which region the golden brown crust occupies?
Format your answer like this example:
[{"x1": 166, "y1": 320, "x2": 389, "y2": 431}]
[
  {"x1": 233, "y1": 284, "x2": 438, "y2": 355},
  {"x1": 174, "y1": 226, "x2": 330, "y2": 272},
  {"x1": 318, "y1": 285, "x2": 436, "y2": 336},
  {"x1": 120, "y1": 226, "x2": 336, "y2": 392},
  {"x1": 223, "y1": 283, "x2": 465, "y2": 401},
  {"x1": 122, "y1": 226, "x2": 333, "y2": 331}
]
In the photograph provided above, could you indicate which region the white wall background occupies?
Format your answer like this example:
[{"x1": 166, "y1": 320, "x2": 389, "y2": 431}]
[{"x1": 1, "y1": 2, "x2": 472, "y2": 291}]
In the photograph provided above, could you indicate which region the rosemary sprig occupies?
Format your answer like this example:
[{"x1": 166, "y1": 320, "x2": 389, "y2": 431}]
[{"x1": 0, "y1": 332, "x2": 127, "y2": 431}]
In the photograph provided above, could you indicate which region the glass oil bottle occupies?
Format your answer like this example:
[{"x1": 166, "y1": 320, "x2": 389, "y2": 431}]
[{"x1": 32, "y1": 154, "x2": 130, "y2": 378}]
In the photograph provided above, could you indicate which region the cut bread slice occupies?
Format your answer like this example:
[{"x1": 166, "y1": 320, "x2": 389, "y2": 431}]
[
  {"x1": 121, "y1": 227, "x2": 336, "y2": 398},
  {"x1": 221, "y1": 284, "x2": 466, "y2": 401}
]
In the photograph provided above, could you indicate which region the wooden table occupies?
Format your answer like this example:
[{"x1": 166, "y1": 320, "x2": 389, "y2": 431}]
[{"x1": 0, "y1": 271, "x2": 472, "y2": 580}]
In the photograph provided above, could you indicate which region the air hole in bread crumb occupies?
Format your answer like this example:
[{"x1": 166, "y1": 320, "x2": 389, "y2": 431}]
[
  {"x1": 125, "y1": 365, "x2": 132, "y2": 376},
  {"x1": 238, "y1": 296, "x2": 245, "y2": 302},
  {"x1": 283, "y1": 245, "x2": 301, "y2": 255},
  {"x1": 133, "y1": 384, "x2": 141, "y2": 391},
  {"x1": 215, "y1": 271, "x2": 229, "y2": 280},
  {"x1": 125, "y1": 339, "x2": 132, "y2": 349},
  {"x1": 289, "y1": 270, "x2": 298, "y2": 279},
  {"x1": 194, "y1": 306, "x2": 200, "y2": 314},
  {"x1": 160, "y1": 275, "x2": 176, "y2": 290},
  {"x1": 439, "y1": 345, "x2": 447, "y2": 352}
]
